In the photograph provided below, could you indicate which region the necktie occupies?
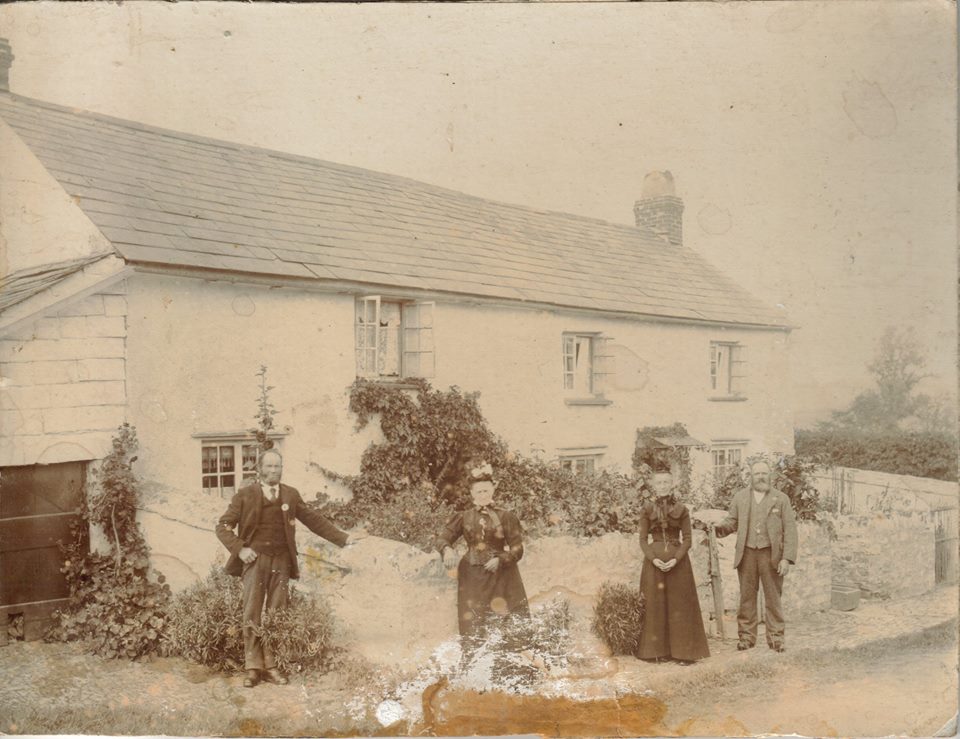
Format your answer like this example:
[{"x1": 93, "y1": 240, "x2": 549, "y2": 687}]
[{"x1": 268, "y1": 486, "x2": 277, "y2": 501}]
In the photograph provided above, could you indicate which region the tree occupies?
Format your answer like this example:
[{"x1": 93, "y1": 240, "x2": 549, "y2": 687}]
[{"x1": 826, "y1": 326, "x2": 946, "y2": 433}]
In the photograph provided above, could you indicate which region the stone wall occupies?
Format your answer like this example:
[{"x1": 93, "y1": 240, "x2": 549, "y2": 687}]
[
  {"x1": 687, "y1": 522, "x2": 833, "y2": 619},
  {"x1": 831, "y1": 514, "x2": 936, "y2": 598},
  {"x1": 0, "y1": 284, "x2": 128, "y2": 466}
]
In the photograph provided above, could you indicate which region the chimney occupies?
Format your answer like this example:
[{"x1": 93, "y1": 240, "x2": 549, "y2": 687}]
[
  {"x1": 0, "y1": 38, "x2": 13, "y2": 93},
  {"x1": 634, "y1": 170, "x2": 684, "y2": 246}
]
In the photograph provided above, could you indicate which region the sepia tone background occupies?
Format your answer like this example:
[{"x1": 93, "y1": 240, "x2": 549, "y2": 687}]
[{"x1": 1, "y1": 0, "x2": 956, "y2": 426}]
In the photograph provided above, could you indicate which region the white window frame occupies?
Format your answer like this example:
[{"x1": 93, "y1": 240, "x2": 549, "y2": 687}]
[
  {"x1": 557, "y1": 447, "x2": 606, "y2": 475},
  {"x1": 562, "y1": 332, "x2": 615, "y2": 398},
  {"x1": 711, "y1": 441, "x2": 747, "y2": 481},
  {"x1": 710, "y1": 341, "x2": 746, "y2": 397},
  {"x1": 356, "y1": 295, "x2": 435, "y2": 380},
  {"x1": 194, "y1": 431, "x2": 288, "y2": 499}
]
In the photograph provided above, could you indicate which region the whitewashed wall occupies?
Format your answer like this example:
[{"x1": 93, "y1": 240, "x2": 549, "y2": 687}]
[
  {"x1": 123, "y1": 271, "x2": 793, "y2": 500},
  {"x1": 0, "y1": 284, "x2": 128, "y2": 466}
]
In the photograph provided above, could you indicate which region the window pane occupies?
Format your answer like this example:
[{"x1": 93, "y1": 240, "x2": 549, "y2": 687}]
[
  {"x1": 220, "y1": 446, "x2": 235, "y2": 473},
  {"x1": 202, "y1": 447, "x2": 218, "y2": 474},
  {"x1": 202, "y1": 475, "x2": 218, "y2": 490},
  {"x1": 242, "y1": 445, "x2": 258, "y2": 474}
]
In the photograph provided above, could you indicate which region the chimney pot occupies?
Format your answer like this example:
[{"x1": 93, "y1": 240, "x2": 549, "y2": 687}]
[
  {"x1": 0, "y1": 38, "x2": 13, "y2": 93},
  {"x1": 634, "y1": 170, "x2": 684, "y2": 246}
]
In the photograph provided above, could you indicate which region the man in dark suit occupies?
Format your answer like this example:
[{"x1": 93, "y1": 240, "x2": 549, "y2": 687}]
[
  {"x1": 215, "y1": 448, "x2": 361, "y2": 687},
  {"x1": 710, "y1": 459, "x2": 798, "y2": 652}
]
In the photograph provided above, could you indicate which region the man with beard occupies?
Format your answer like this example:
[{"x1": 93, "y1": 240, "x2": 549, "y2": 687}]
[{"x1": 710, "y1": 459, "x2": 798, "y2": 652}]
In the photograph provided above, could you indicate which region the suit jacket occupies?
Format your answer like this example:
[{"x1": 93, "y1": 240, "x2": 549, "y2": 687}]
[
  {"x1": 215, "y1": 481, "x2": 348, "y2": 579},
  {"x1": 715, "y1": 487, "x2": 798, "y2": 569}
]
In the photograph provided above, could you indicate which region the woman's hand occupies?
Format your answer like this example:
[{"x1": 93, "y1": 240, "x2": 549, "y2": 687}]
[
  {"x1": 652, "y1": 558, "x2": 665, "y2": 570},
  {"x1": 483, "y1": 556, "x2": 501, "y2": 573},
  {"x1": 661, "y1": 558, "x2": 677, "y2": 572},
  {"x1": 442, "y1": 547, "x2": 458, "y2": 570}
]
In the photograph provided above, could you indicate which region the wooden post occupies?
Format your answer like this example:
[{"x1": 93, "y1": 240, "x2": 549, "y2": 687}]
[{"x1": 707, "y1": 526, "x2": 726, "y2": 639}]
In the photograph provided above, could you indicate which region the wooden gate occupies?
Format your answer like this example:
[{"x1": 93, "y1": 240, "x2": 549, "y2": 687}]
[
  {"x1": 931, "y1": 506, "x2": 958, "y2": 584},
  {"x1": 0, "y1": 461, "x2": 87, "y2": 642}
]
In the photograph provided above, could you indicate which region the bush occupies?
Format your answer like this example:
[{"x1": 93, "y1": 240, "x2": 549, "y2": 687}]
[
  {"x1": 163, "y1": 568, "x2": 244, "y2": 671},
  {"x1": 592, "y1": 581, "x2": 645, "y2": 656},
  {"x1": 796, "y1": 428, "x2": 958, "y2": 481},
  {"x1": 48, "y1": 424, "x2": 171, "y2": 659},
  {"x1": 496, "y1": 457, "x2": 644, "y2": 538},
  {"x1": 164, "y1": 568, "x2": 338, "y2": 674},
  {"x1": 319, "y1": 485, "x2": 456, "y2": 552}
]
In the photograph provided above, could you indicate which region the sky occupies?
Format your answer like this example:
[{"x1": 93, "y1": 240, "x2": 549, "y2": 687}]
[{"x1": 1, "y1": 1, "x2": 956, "y2": 425}]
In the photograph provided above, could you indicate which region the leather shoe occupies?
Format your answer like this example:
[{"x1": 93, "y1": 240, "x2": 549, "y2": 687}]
[
  {"x1": 242, "y1": 669, "x2": 260, "y2": 688},
  {"x1": 770, "y1": 642, "x2": 786, "y2": 653},
  {"x1": 262, "y1": 667, "x2": 288, "y2": 685},
  {"x1": 736, "y1": 640, "x2": 754, "y2": 651}
]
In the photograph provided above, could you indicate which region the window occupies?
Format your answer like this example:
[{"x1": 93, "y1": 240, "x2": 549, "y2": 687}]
[
  {"x1": 195, "y1": 430, "x2": 289, "y2": 498},
  {"x1": 562, "y1": 332, "x2": 614, "y2": 399},
  {"x1": 201, "y1": 442, "x2": 262, "y2": 499},
  {"x1": 712, "y1": 442, "x2": 746, "y2": 481},
  {"x1": 356, "y1": 296, "x2": 435, "y2": 380},
  {"x1": 558, "y1": 447, "x2": 606, "y2": 475},
  {"x1": 710, "y1": 341, "x2": 746, "y2": 397},
  {"x1": 560, "y1": 454, "x2": 602, "y2": 475}
]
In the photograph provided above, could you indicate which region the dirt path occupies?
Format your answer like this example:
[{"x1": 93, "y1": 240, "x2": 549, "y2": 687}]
[{"x1": 663, "y1": 638, "x2": 958, "y2": 736}]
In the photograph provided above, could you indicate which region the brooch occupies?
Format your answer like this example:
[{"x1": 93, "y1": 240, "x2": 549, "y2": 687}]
[{"x1": 281, "y1": 503, "x2": 290, "y2": 512}]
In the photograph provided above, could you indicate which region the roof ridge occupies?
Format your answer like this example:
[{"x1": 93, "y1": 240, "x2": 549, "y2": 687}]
[{"x1": 0, "y1": 91, "x2": 668, "y2": 245}]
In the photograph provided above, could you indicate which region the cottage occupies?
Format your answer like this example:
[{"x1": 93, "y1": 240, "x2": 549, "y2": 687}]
[{"x1": 0, "y1": 41, "x2": 792, "y2": 620}]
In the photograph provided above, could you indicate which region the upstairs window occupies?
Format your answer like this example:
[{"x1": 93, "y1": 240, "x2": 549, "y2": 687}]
[
  {"x1": 710, "y1": 341, "x2": 746, "y2": 397},
  {"x1": 562, "y1": 332, "x2": 614, "y2": 401},
  {"x1": 356, "y1": 296, "x2": 435, "y2": 380}
]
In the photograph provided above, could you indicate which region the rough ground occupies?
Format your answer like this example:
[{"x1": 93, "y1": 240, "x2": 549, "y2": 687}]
[{"x1": 0, "y1": 585, "x2": 956, "y2": 736}]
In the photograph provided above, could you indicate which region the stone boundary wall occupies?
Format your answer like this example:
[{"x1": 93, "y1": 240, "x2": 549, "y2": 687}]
[
  {"x1": 830, "y1": 513, "x2": 936, "y2": 598},
  {"x1": 137, "y1": 488, "x2": 936, "y2": 667}
]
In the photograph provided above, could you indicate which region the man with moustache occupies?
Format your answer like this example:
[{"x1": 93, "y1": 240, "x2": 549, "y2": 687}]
[
  {"x1": 709, "y1": 459, "x2": 798, "y2": 652},
  {"x1": 216, "y1": 448, "x2": 363, "y2": 687}
]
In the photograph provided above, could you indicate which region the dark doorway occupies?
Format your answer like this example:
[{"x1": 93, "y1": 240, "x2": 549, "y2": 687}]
[{"x1": 0, "y1": 461, "x2": 87, "y2": 642}]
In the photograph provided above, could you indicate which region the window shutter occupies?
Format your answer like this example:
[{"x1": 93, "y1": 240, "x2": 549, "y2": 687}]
[
  {"x1": 730, "y1": 344, "x2": 747, "y2": 395},
  {"x1": 403, "y1": 301, "x2": 435, "y2": 378},
  {"x1": 592, "y1": 335, "x2": 616, "y2": 395},
  {"x1": 355, "y1": 296, "x2": 380, "y2": 377}
]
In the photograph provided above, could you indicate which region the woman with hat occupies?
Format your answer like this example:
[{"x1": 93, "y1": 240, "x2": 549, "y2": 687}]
[
  {"x1": 437, "y1": 462, "x2": 530, "y2": 656},
  {"x1": 636, "y1": 468, "x2": 710, "y2": 664}
]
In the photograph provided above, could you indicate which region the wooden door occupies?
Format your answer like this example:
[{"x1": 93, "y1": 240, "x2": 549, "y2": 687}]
[{"x1": 0, "y1": 462, "x2": 87, "y2": 611}]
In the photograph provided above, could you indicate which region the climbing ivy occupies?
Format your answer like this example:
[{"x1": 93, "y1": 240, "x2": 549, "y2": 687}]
[{"x1": 48, "y1": 424, "x2": 171, "y2": 659}]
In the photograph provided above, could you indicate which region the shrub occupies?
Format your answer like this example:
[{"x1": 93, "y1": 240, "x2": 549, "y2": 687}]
[
  {"x1": 164, "y1": 567, "x2": 337, "y2": 674},
  {"x1": 795, "y1": 428, "x2": 958, "y2": 481},
  {"x1": 254, "y1": 592, "x2": 337, "y2": 674},
  {"x1": 48, "y1": 424, "x2": 171, "y2": 659},
  {"x1": 162, "y1": 568, "x2": 245, "y2": 671},
  {"x1": 319, "y1": 485, "x2": 456, "y2": 552},
  {"x1": 496, "y1": 457, "x2": 643, "y2": 538},
  {"x1": 592, "y1": 581, "x2": 645, "y2": 656}
]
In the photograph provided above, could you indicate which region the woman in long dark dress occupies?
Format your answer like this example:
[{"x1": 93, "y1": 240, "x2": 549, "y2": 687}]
[
  {"x1": 437, "y1": 462, "x2": 530, "y2": 656},
  {"x1": 637, "y1": 470, "x2": 710, "y2": 664}
]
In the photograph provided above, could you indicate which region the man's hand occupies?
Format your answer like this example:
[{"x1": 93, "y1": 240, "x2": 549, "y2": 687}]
[
  {"x1": 442, "y1": 547, "x2": 459, "y2": 570},
  {"x1": 239, "y1": 547, "x2": 258, "y2": 564},
  {"x1": 483, "y1": 556, "x2": 501, "y2": 573},
  {"x1": 777, "y1": 559, "x2": 791, "y2": 576}
]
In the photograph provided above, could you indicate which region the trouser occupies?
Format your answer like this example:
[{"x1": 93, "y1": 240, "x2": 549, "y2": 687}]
[
  {"x1": 241, "y1": 552, "x2": 291, "y2": 670},
  {"x1": 736, "y1": 546, "x2": 785, "y2": 647}
]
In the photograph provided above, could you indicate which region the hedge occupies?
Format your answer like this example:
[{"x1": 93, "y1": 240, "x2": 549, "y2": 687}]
[{"x1": 795, "y1": 429, "x2": 958, "y2": 481}]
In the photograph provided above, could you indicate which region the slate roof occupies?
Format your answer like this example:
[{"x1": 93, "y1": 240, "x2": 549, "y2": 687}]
[
  {"x1": 0, "y1": 253, "x2": 113, "y2": 313},
  {"x1": 0, "y1": 92, "x2": 787, "y2": 328}
]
